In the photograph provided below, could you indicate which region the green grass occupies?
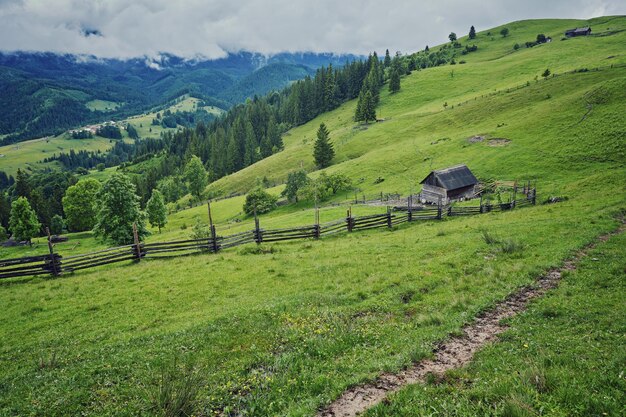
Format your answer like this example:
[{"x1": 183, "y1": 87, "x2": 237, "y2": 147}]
[
  {"x1": 85, "y1": 100, "x2": 123, "y2": 112},
  {"x1": 0, "y1": 135, "x2": 115, "y2": 177},
  {"x1": 366, "y1": 230, "x2": 626, "y2": 417},
  {"x1": 0, "y1": 16, "x2": 625, "y2": 416}
]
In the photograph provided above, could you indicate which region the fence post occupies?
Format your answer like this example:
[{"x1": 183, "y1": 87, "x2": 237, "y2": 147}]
[
  {"x1": 346, "y1": 208, "x2": 353, "y2": 232},
  {"x1": 254, "y1": 207, "x2": 262, "y2": 244},
  {"x1": 479, "y1": 194, "x2": 484, "y2": 214},
  {"x1": 133, "y1": 222, "x2": 142, "y2": 261},
  {"x1": 208, "y1": 201, "x2": 219, "y2": 253},
  {"x1": 314, "y1": 206, "x2": 320, "y2": 239},
  {"x1": 437, "y1": 197, "x2": 443, "y2": 219},
  {"x1": 46, "y1": 227, "x2": 60, "y2": 277},
  {"x1": 386, "y1": 206, "x2": 392, "y2": 228},
  {"x1": 408, "y1": 195, "x2": 413, "y2": 222},
  {"x1": 512, "y1": 182, "x2": 517, "y2": 209},
  {"x1": 532, "y1": 188, "x2": 537, "y2": 205}
]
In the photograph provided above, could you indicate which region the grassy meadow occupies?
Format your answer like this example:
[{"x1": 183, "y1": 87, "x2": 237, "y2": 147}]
[{"x1": 0, "y1": 16, "x2": 625, "y2": 416}]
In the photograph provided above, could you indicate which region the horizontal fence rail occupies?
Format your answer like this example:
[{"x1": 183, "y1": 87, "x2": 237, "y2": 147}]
[{"x1": 0, "y1": 189, "x2": 536, "y2": 280}]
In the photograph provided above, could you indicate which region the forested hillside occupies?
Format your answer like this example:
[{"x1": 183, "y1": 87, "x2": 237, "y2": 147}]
[{"x1": 0, "y1": 51, "x2": 360, "y2": 143}]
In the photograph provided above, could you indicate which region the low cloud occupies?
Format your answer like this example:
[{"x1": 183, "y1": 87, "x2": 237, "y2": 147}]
[{"x1": 0, "y1": 0, "x2": 622, "y2": 59}]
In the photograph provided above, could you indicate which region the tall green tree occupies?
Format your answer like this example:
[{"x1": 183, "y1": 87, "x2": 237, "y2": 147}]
[
  {"x1": 281, "y1": 170, "x2": 310, "y2": 203},
  {"x1": 50, "y1": 214, "x2": 64, "y2": 235},
  {"x1": 93, "y1": 173, "x2": 147, "y2": 245},
  {"x1": 62, "y1": 178, "x2": 101, "y2": 232},
  {"x1": 14, "y1": 169, "x2": 30, "y2": 199},
  {"x1": 184, "y1": 155, "x2": 208, "y2": 200},
  {"x1": 9, "y1": 197, "x2": 40, "y2": 243},
  {"x1": 469, "y1": 25, "x2": 476, "y2": 39},
  {"x1": 449, "y1": 32, "x2": 457, "y2": 42},
  {"x1": 389, "y1": 69, "x2": 401, "y2": 93},
  {"x1": 146, "y1": 189, "x2": 167, "y2": 233},
  {"x1": 384, "y1": 49, "x2": 392, "y2": 68},
  {"x1": 500, "y1": 27, "x2": 509, "y2": 37},
  {"x1": 313, "y1": 123, "x2": 335, "y2": 168},
  {"x1": 356, "y1": 90, "x2": 377, "y2": 123}
]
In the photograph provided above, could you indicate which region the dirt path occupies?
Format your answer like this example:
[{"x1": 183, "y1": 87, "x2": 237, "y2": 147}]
[{"x1": 318, "y1": 222, "x2": 625, "y2": 417}]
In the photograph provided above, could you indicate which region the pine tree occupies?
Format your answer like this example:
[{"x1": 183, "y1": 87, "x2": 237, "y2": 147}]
[
  {"x1": 146, "y1": 189, "x2": 167, "y2": 233},
  {"x1": 260, "y1": 135, "x2": 272, "y2": 158},
  {"x1": 469, "y1": 25, "x2": 476, "y2": 39},
  {"x1": 384, "y1": 49, "x2": 391, "y2": 68},
  {"x1": 313, "y1": 123, "x2": 334, "y2": 168},
  {"x1": 9, "y1": 197, "x2": 40, "y2": 243},
  {"x1": 354, "y1": 89, "x2": 364, "y2": 122},
  {"x1": 361, "y1": 91, "x2": 377, "y2": 123},
  {"x1": 14, "y1": 169, "x2": 30, "y2": 199},
  {"x1": 389, "y1": 69, "x2": 401, "y2": 93}
]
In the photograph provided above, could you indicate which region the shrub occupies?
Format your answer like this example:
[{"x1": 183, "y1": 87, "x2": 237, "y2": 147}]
[
  {"x1": 191, "y1": 219, "x2": 210, "y2": 240},
  {"x1": 243, "y1": 188, "x2": 278, "y2": 215}
]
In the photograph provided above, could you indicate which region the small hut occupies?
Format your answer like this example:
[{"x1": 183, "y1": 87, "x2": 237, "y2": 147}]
[
  {"x1": 419, "y1": 164, "x2": 479, "y2": 205},
  {"x1": 565, "y1": 27, "x2": 592, "y2": 37}
]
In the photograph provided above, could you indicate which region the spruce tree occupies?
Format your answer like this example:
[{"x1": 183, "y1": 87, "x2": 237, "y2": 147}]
[
  {"x1": 384, "y1": 49, "x2": 391, "y2": 68},
  {"x1": 313, "y1": 123, "x2": 335, "y2": 168},
  {"x1": 389, "y1": 69, "x2": 401, "y2": 93},
  {"x1": 146, "y1": 189, "x2": 167, "y2": 233},
  {"x1": 469, "y1": 25, "x2": 476, "y2": 39},
  {"x1": 354, "y1": 89, "x2": 364, "y2": 122},
  {"x1": 361, "y1": 91, "x2": 377, "y2": 123}
]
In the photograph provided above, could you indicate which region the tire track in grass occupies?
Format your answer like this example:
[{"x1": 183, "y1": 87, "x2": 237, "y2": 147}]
[{"x1": 318, "y1": 221, "x2": 625, "y2": 417}]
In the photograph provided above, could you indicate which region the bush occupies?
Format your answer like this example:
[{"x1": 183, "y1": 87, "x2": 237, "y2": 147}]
[
  {"x1": 50, "y1": 214, "x2": 65, "y2": 235},
  {"x1": 96, "y1": 163, "x2": 105, "y2": 171},
  {"x1": 243, "y1": 188, "x2": 278, "y2": 215},
  {"x1": 191, "y1": 219, "x2": 210, "y2": 240}
]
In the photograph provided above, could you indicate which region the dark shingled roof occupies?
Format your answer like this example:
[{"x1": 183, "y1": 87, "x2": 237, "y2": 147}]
[{"x1": 420, "y1": 164, "x2": 478, "y2": 190}]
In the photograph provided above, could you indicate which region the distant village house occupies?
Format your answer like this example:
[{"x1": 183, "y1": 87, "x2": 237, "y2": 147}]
[
  {"x1": 565, "y1": 27, "x2": 592, "y2": 37},
  {"x1": 419, "y1": 164, "x2": 479, "y2": 205}
]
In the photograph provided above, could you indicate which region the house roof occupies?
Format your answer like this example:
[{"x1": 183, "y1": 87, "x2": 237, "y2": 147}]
[
  {"x1": 566, "y1": 27, "x2": 591, "y2": 34},
  {"x1": 420, "y1": 164, "x2": 478, "y2": 190}
]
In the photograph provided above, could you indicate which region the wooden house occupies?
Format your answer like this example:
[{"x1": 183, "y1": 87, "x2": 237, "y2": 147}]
[
  {"x1": 419, "y1": 164, "x2": 479, "y2": 205},
  {"x1": 565, "y1": 27, "x2": 592, "y2": 37}
]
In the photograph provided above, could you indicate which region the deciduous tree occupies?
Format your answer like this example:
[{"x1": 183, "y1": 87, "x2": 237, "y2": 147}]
[
  {"x1": 93, "y1": 173, "x2": 147, "y2": 244},
  {"x1": 62, "y1": 178, "x2": 101, "y2": 232},
  {"x1": 9, "y1": 197, "x2": 40, "y2": 243},
  {"x1": 184, "y1": 155, "x2": 208, "y2": 200},
  {"x1": 146, "y1": 189, "x2": 167, "y2": 232}
]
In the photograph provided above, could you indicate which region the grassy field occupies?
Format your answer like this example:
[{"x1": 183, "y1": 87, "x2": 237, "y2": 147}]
[
  {"x1": 0, "y1": 96, "x2": 224, "y2": 177},
  {"x1": 0, "y1": 135, "x2": 116, "y2": 177},
  {"x1": 85, "y1": 100, "x2": 123, "y2": 112},
  {"x1": 367, "y1": 230, "x2": 626, "y2": 417},
  {"x1": 0, "y1": 16, "x2": 625, "y2": 416}
]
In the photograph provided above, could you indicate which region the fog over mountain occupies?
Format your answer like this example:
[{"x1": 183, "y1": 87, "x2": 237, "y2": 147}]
[{"x1": 0, "y1": 0, "x2": 623, "y2": 60}]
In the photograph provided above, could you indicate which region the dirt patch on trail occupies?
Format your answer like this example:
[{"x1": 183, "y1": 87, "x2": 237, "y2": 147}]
[
  {"x1": 487, "y1": 138, "x2": 511, "y2": 147},
  {"x1": 318, "y1": 222, "x2": 625, "y2": 417}
]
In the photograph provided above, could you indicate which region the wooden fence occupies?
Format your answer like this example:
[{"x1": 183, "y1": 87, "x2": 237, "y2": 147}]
[{"x1": 0, "y1": 189, "x2": 536, "y2": 280}]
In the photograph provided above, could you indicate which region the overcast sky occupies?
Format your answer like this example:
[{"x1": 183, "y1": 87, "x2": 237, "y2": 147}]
[{"x1": 0, "y1": 0, "x2": 624, "y2": 60}]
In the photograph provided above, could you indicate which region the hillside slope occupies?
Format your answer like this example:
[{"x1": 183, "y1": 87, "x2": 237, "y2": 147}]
[{"x1": 0, "y1": 17, "x2": 625, "y2": 417}]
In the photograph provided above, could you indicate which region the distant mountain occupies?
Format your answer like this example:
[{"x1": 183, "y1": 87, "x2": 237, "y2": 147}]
[{"x1": 0, "y1": 51, "x2": 362, "y2": 143}]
